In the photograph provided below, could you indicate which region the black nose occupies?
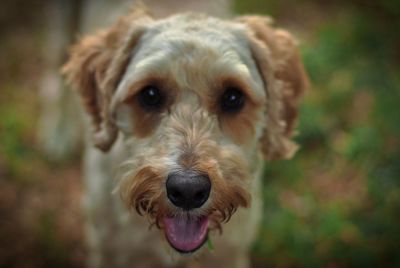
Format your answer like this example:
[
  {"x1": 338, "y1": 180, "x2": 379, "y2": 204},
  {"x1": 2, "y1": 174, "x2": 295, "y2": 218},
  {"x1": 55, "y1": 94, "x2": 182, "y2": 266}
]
[{"x1": 166, "y1": 170, "x2": 211, "y2": 210}]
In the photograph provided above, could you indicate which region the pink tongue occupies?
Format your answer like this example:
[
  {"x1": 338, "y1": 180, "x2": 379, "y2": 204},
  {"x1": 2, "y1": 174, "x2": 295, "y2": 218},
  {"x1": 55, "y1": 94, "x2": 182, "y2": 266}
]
[{"x1": 163, "y1": 216, "x2": 209, "y2": 252}]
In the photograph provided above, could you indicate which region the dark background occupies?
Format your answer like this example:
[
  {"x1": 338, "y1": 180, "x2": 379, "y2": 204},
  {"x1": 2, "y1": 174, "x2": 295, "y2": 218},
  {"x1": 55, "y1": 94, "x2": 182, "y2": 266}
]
[{"x1": 0, "y1": 0, "x2": 399, "y2": 267}]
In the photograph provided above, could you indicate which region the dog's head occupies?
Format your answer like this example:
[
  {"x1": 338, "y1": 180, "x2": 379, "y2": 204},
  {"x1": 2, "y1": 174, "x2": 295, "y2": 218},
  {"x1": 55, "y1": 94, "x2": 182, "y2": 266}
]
[{"x1": 63, "y1": 8, "x2": 307, "y2": 253}]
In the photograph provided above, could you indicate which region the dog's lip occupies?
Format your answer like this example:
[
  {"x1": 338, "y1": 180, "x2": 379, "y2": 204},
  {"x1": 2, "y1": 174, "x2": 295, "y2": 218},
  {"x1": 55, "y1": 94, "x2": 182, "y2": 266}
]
[{"x1": 163, "y1": 215, "x2": 209, "y2": 253}]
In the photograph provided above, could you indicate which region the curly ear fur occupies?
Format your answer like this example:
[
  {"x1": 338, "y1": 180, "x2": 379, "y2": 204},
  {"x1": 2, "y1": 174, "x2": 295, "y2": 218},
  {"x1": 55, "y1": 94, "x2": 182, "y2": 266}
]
[
  {"x1": 62, "y1": 7, "x2": 152, "y2": 151},
  {"x1": 237, "y1": 16, "x2": 308, "y2": 160}
]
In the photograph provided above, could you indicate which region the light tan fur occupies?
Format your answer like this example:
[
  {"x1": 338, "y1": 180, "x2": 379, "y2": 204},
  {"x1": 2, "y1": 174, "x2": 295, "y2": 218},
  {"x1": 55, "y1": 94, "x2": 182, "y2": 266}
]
[
  {"x1": 237, "y1": 16, "x2": 308, "y2": 160},
  {"x1": 64, "y1": 6, "x2": 307, "y2": 268}
]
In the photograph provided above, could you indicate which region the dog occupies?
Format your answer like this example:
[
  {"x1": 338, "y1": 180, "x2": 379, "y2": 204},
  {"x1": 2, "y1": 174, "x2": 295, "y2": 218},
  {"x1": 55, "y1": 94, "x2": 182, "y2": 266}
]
[{"x1": 63, "y1": 6, "x2": 308, "y2": 268}]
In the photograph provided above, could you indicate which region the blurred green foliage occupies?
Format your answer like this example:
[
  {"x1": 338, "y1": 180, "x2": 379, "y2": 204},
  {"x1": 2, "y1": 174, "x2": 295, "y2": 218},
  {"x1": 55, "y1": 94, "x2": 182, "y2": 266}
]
[
  {"x1": 0, "y1": 85, "x2": 40, "y2": 182},
  {"x1": 234, "y1": 0, "x2": 400, "y2": 267}
]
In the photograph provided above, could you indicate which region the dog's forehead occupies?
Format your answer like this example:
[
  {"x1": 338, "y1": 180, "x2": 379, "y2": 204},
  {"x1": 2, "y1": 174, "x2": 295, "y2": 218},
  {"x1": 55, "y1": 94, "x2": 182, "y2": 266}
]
[
  {"x1": 139, "y1": 14, "x2": 250, "y2": 61},
  {"x1": 115, "y1": 14, "x2": 265, "y2": 102}
]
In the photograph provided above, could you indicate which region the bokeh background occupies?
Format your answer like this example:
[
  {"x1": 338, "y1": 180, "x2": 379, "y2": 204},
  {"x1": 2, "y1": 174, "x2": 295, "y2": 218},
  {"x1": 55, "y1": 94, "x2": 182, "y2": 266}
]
[{"x1": 1, "y1": 0, "x2": 399, "y2": 267}]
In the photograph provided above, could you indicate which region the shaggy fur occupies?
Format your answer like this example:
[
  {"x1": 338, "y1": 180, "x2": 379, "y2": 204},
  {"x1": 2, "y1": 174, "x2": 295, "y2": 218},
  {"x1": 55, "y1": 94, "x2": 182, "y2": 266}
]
[{"x1": 64, "y1": 6, "x2": 307, "y2": 268}]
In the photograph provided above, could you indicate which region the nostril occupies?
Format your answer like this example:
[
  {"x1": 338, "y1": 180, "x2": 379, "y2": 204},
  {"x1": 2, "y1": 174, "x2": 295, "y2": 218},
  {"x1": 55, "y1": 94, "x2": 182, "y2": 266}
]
[
  {"x1": 194, "y1": 191, "x2": 207, "y2": 202},
  {"x1": 170, "y1": 190, "x2": 182, "y2": 202}
]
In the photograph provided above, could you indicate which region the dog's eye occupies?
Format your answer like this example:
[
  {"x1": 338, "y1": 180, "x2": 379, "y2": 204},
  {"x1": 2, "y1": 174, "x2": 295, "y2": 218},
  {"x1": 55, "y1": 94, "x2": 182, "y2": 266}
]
[
  {"x1": 220, "y1": 87, "x2": 245, "y2": 113},
  {"x1": 138, "y1": 86, "x2": 164, "y2": 110}
]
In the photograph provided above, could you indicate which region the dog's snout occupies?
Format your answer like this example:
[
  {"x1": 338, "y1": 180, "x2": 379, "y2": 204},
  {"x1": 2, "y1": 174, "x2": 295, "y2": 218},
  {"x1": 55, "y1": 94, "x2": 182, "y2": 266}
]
[{"x1": 166, "y1": 170, "x2": 211, "y2": 210}]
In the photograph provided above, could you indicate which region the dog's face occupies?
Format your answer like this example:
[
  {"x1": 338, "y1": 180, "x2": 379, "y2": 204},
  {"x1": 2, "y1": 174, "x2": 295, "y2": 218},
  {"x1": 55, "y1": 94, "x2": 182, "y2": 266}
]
[{"x1": 64, "y1": 9, "x2": 307, "y2": 253}]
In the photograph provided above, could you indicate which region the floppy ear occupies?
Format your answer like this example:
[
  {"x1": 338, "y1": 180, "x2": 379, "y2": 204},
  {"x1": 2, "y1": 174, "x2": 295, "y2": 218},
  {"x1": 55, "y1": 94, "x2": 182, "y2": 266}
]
[
  {"x1": 62, "y1": 8, "x2": 152, "y2": 151},
  {"x1": 237, "y1": 16, "x2": 308, "y2": 160}
]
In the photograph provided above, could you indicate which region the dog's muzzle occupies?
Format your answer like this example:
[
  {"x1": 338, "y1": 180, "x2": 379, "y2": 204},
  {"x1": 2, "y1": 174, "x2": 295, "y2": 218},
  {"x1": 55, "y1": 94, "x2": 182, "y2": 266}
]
[{"x1": 163, "y1": 170, "x2": 211, "y2": 253}]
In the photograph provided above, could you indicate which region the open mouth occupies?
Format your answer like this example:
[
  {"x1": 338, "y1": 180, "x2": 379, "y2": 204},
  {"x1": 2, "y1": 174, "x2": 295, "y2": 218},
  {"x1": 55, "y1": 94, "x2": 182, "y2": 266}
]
[{"x1": 163, "y1": 215, "x2": 209, "y2": 253}]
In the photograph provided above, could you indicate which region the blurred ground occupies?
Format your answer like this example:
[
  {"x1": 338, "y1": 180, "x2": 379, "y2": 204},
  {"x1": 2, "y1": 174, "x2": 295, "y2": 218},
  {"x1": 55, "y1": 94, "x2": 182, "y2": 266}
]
[
  {"x1": 0, "y1": 1, "x2": 85, "y2": 267},
  {"x1": 0, "y1": 0, "x2": 399, "y2": 267}
]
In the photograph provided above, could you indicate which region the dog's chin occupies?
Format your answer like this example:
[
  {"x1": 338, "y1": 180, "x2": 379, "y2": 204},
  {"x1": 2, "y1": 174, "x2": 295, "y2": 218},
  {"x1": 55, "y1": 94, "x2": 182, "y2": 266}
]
[{"x1": 163, "y1": 215, "x2": 209, "y2": 254}]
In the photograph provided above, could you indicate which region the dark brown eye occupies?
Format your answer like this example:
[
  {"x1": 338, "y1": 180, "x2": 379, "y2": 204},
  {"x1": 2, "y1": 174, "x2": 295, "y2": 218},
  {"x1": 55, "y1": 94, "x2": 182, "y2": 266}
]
[
  {"x1": 138, "y1": 85, "x2": 164, "y2": 110},
  {"x1": 220, "y1": 87, "x2": 245, "y2": 113}
]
